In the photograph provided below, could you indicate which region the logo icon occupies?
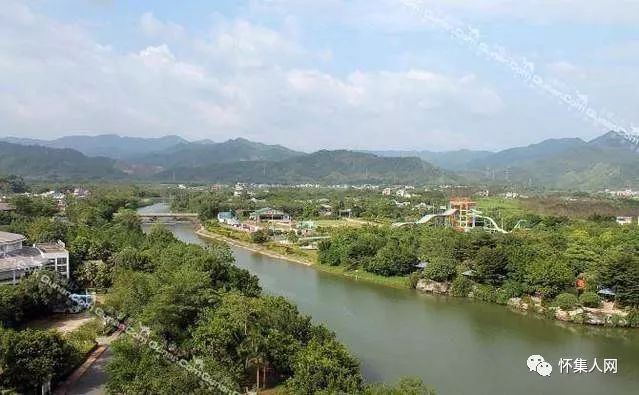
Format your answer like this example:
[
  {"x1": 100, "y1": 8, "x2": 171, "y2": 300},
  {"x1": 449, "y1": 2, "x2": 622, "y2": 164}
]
[{"x1": 527, "y1": 355, "x2": 552, "y2": 377}]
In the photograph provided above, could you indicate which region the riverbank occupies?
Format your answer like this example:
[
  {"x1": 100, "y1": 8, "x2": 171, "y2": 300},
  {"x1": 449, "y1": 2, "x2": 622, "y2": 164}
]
[
  {"x1": 198, "y1": 226, "x2": 638, "y2": 328},
  {"x1": 416, "y1": 278, "x2": 635, "y2": 328},
  {"x1": 196, "y1": 227, "x2": 410, "y2": 289},
  {"x1": 196, "y1": 227, "x2": 314, "y2": 266}
]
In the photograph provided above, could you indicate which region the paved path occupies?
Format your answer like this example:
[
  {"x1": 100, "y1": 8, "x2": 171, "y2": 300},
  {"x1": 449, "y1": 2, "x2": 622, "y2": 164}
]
[
  {"x1": 66, "y1": 347, "x2": 111, "y2": 395},
  {"x1": 55, "y1": 332, "x2": 120, "y2": 395}
]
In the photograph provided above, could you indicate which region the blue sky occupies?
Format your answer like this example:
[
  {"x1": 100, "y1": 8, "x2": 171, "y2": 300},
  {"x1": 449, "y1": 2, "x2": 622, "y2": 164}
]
[{"x1": 1, "y1": 0, "x2": 638, "y2": 151}]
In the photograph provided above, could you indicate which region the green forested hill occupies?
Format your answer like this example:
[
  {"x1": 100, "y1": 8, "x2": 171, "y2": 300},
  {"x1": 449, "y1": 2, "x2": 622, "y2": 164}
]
[
  {"x1": 155, "y1": 150, "x2": 456, "y2": 184},
  {"x1": 137, "y1": 138, "x2": 304, "y2": 168},
  {"x1": 463, "y1": 133, "x2": 639, "y2": 189},
  {"x1": 503, "y1": 145, "x2": 639, "y2": 189},
  {"x1": 0, "y1": 142, "x2": 124, "y2": 180}
]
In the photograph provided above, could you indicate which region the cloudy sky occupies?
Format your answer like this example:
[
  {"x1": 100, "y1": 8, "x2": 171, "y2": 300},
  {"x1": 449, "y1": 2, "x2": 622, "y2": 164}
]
[{"x1": 1, "y1": 0, "x2": 638, "y2": 151}]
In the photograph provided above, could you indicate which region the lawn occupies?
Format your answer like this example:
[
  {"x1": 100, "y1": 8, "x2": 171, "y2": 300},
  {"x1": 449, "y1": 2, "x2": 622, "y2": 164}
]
[{"x1": 314, "y1": 264, "x2": 411, "y2": 289}]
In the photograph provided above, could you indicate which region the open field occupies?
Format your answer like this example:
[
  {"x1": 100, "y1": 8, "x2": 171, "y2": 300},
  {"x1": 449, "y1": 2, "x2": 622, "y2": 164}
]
[{"x1": 27, "y1": 312, "x2": 94, "y2": 334}]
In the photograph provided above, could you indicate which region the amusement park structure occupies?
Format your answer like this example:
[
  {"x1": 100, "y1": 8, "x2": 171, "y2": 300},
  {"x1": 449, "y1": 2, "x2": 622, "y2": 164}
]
[{"x1": 393, "y1": 198, "x2": 526, "y2": 233}]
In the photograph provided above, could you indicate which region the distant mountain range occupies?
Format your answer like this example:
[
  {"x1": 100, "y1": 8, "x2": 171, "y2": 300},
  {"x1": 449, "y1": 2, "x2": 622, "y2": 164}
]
[
  {"x1": 1, "y1": 131, "x2": 638, "y2": 189},
  {"x1": 137, "y1": 138, "x2": 304, "y2": 168},
  {"x1": 365, "y1": 149, "x2": 493, "y2": 170},
  {"x1": 0, "y1": 134, "x2": 187, "y2": 160}
]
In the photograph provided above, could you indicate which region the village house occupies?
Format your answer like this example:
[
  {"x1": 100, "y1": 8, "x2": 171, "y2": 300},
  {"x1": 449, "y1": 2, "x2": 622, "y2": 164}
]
[
  {"x1": 0, "y1": 231, "x2": 70, "y2": 285},
  {"x1": 0, "y1": 202, "x2": 14, "y2": 213},
  {"x1": 319, "y1": 204, "x2": 333, "y2": 217},
  {"x1": 249, "y1": 208, "x2": 291, "y2": 222},
  {"x1": 391, "y1": 200, "x2": 411, "y2": 208},
  {"x1": 395, "y1": 189, "x2": 412, "y2": 198},
  {"x1": 217, "y1": 211, "x2": 240, "y2": 226}
]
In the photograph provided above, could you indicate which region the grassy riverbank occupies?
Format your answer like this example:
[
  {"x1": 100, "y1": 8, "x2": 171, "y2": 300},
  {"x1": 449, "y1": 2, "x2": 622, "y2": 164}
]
[{"x1": 196, "y1": 226, "x2": 411, "y2": 289}]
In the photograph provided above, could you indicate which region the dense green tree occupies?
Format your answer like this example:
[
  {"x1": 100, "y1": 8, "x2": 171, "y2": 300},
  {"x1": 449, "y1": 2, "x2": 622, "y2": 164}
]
[
  {"x1": 366, "y1": 235, "x2": 419, "y2": 276},
  {"x1": 284, "y1": 337, "x2": 363, "y2": 395},
  {"x1": 579, "y1": 292, "x2": 601, "y2": 308},
  {"x1": 0, "y1": 287, "x2": 25, "y2": 328},
  {"x1": 0, "y1": 328, "x2": 77, "y2": 393},
  {"x1": 11, "y1": 195, "x2": 57, "y2": 217},
  {"x1": 0, "y1": 175, "x2": 27, "y2": 193},
  {"x1": 599, "y1": 248, "x2": 639, "y2": 306},
  {"x1": 365, "y1": 377, "x2": 436, "y2": 395},
  {"x1": 251, "y1": 230, "x2": 269, "y2": 244},
  {"x1": 74, "y1": 260, "x2": 112, "y2": 289},
  {"x1": 524, "y1": 257, "x2": 574, "y2": 298},
  {"x1": 422, "y1": 257, "x2": 457, "y2": 282},
  {"x1": 473, "y1": 247, "x2": 508, "y2": 285},
  {"x1": 26, "y1": 217, "x2": 68, "y2": 243},
  {"x1": 112, "y1": 247, "x2": 153, "y2": 272},
  {"x1": 564, "y1": 241, "x2": 600, "y2": 275},
  {"x1": 107, "y1": 337, "x2": 237, "y2": 395},
  {"x1": 145, "y1": 224, "x2": 178, "y2": 246},
  {"x1": 554, "y1": 293, "x2": 578, "y2": 310}
]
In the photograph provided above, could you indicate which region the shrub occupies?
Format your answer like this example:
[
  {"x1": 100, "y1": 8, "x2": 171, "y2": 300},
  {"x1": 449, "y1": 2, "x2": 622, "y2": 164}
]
[
  {"x1": 543, "y1": 306, "x2": 558, "y2": 320},
  {"x1": 579, "y1": 292, "x2": 601, "y2": 308},
  {"x1": 408, "y1": 272, "x2": 421, "y2": 289},
  {"x1": 495, "y1": 281, "x2": 524, "y2": 305},
  {"x1": 472, "y1": 284, "x2": 497, "y2": 303},
  {"x1": 627, "y1": 309, "x2": 639, "y2": 328},
  {"x1": 572, "y1": 312, "x2": 586, "y2": 324},
  {"x1": 554, "y1": 293, "x2": 578, "y2": 310},
  {"x1": 450, "y1": 276, "x2": 473, "y2": 297},
  {"x1": 422, "y1": 257, "x2": 457, "y2": 282},
  {"x1": 605, "y1": 314, "x2": 625, "y2": 328},
  {"x1": 65, "y1": 319, "x2": 104, "y2": 356},
  {"x1": 250, "y1": 230, "x2": 269, "y2": 244}
]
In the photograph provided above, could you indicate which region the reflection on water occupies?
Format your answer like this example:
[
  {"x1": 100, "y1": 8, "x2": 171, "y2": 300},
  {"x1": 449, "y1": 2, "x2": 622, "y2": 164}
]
[{"x1": 142, "y1": 204, "x2": 639, "y2": 395}]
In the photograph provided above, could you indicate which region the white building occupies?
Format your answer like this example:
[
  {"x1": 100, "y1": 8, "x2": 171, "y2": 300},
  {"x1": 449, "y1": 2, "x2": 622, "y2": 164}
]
[
  {"x1": 0, "y1": 231, "x2": 70, "y2": 285},
  {"x1": 396, "y1": 189, "x2": 412, "y2": 198},
  {"x1": 616, "y1": 216, "x2": 634, "y2": 226}
]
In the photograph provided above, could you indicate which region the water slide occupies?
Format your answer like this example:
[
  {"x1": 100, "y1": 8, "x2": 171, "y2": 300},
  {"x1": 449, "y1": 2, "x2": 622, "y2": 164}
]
[
  {"x1": 470, "y1": 210, "x2": 509, "y2": 234},
  {"x1": 393, "y1": 208, "x2": 458, "y2": 227},
  {"x1": 394, "y1": 207, "x2": 525, "y2": 233}
]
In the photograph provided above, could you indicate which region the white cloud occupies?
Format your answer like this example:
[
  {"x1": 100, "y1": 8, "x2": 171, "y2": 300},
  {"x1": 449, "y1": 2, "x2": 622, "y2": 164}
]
[
  {"x1": 0, "y1": 1, "x2": 512, "y2": 151},
  {"x1": 417, "y1": 0, "x2": 639, "y2": 24},
  {"x1": 139, "y1": 12, "x2": 184, "y2": 39},
  {"x1": 250, "y1": 0, "x2": 639, "y2": 32},
  {"x1": 2, "y1": 0, "x2": 636, "y2": 151}
]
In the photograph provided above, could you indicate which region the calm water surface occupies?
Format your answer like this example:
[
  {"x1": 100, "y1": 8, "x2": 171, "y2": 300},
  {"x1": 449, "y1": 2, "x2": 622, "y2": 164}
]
[{"x1": 140, "y1": 204, "x2": 639, "y2": 395}]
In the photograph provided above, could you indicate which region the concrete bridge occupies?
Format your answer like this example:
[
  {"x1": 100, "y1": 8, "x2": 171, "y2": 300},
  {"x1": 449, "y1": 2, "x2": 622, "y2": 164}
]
[{"x1": 137, "y1": 212, "x2": 198, "y2": 217}]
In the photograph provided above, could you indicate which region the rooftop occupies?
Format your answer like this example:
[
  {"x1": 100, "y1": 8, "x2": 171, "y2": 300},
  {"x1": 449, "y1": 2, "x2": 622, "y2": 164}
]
[
  {"x1": 0, "y1": 202, "x2": 14, "y2": 211},
  {"x1": 0, "y1": 231, "x2": 26, "y2": 244},
  {"x1": 252, "y1": 207, "x2": 287, "y2": 215},
  {"x1": 0, "y1": 247, "x2": 46, "y2": 272},
  {"x1": 35, "y1": 241, "x2": 67, "y2": 253}
]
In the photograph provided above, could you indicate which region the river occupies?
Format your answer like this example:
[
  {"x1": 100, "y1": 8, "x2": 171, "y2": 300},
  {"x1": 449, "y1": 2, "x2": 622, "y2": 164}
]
[{"x1": 139, "y1": 203, "x2": 639, "y2": 395}]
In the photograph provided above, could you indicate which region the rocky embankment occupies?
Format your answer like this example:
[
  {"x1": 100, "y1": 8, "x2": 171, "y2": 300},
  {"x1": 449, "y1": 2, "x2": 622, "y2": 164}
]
[{"x1": 416, "y1": 279, "x2": 631, "y2": 327}]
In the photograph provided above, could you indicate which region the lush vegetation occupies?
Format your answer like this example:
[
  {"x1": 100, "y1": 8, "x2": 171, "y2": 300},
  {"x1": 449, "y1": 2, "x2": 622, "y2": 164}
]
[
  {"x1": 157, "y1": 150, "x2": 454, "y2": 185},
  {"x1": 1, "y1": 188, "x2": 433, "y2": 393},
  {"x1": 171, "y1": 186, "x2": 450, "y2": 223},
  {"x1": 4, "y1": 131, "x2": 639, "y2": 189},
  {"x1": 0, "y1": 142, "x2": 123, "y2": 181},
  {"x1": 319, "y1": 219, "x2": 639, "y2": 312}
]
